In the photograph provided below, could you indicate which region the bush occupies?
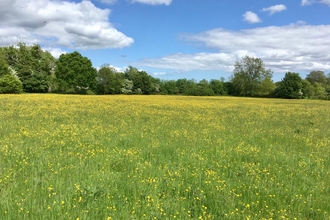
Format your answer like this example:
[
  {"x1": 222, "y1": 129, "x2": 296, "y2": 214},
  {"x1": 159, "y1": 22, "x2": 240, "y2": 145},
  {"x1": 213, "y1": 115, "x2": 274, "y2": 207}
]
[
  {"x1": 86, "y1": 90, "x2": 96, "y2": 95},
  {"x1": 0, "y1": 74, "x2": 23, "y2": 94},
  {"x1": 65, "y1": 88, "x2": 76, "y2": 94}
]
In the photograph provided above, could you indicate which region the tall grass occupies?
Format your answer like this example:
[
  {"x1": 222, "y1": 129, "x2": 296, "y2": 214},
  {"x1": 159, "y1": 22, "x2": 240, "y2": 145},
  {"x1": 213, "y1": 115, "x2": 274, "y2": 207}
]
[{"x1": 0, "y1": 94, "x2": 329, "y2": 219}]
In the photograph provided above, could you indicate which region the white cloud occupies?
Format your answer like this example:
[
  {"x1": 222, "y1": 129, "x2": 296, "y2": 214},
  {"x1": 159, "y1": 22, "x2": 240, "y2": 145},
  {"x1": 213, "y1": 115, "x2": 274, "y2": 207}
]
[
  {"x1": 0, "y1": 0, "x2": 133, "y2": 49},
  {"x1": 301, "y1": 0, "x2": 313, "y2": 5},
  {"x1": 139, "y1": 24, "x2": 330, "y2": 73},
  {"x1": 153, "y1": 72, "x2": 167, "y2": 76},
  {"x1": 320, "y1": 0, "x2": 330, "y2": 6},
  {"x1": 302, "y1": 0, "x2": 330, "y2": 6},
  {"x1": 243, "y1": 11, "x2": 262, "y2": 24},
  {"x1": 262, "y1": 4, "x2": 287, "y2": 15},
  {"x1": 97, "y1": 0, "x2": 117, "y2": 4},
  {"x1": 132, "y1": 0, "x2": 172, "y2": 6},
  {"x1": 44, "y1": 47, "x2": 67, "y2": 59}
]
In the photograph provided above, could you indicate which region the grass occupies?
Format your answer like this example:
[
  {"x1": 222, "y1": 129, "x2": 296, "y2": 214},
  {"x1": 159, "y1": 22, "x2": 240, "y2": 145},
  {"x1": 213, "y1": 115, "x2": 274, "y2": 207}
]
[{"x1": 0, "y1": 94, "x2": 329, "y2": 219}]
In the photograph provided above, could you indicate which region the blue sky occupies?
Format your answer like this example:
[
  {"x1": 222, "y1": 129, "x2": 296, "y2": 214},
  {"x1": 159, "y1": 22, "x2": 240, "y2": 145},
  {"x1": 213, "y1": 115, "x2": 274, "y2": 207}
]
[{"x1": 1, "y1": 0, "x2": 330, "y2": 82}]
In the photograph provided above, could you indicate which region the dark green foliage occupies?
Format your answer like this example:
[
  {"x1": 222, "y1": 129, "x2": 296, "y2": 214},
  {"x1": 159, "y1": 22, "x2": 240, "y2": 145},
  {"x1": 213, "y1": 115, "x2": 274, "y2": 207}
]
[
  {"x1": 18, "y1": 70, "x2": 49, "y2": 93},
  {"x1": 97, "y1": 65, "x2": 121, "y2": 94},
  {"x1": 0, "y1": 58, "x2": 11, "y2": 78},
  {"x1": 55, "y1": 51, "x2": 97, "y2": 93},
  {"x1": 231, "y1": 56, "x2": 272, "y2": 96},
  {"x1": 124, "y1": 66, "x2": 155, "y2": 94},
  {"x1": 257, "y1": 77, "x2": 275, "y2": 97},
  {"x1": 275, "y1": 72, "x2": 303, "y2": 99},
  {"x1": 2, "y1": 43, "x2": 55, "y2": 93},
  {"x1": 0, "y1": 74, "x2": 23, "y2": 94},
  {"x1": 210, "y1": 79, "x2": 225, "y2": 95},
  {"x1": 301, "y1": 79, "x2": 314, "y2": 98}
]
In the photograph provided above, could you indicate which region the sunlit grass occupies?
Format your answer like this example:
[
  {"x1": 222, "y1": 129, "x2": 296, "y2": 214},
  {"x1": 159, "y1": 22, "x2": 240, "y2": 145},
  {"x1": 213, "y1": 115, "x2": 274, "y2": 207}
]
[{"x1": 0, "y1": 94, "x2": 329, "y2": 219}]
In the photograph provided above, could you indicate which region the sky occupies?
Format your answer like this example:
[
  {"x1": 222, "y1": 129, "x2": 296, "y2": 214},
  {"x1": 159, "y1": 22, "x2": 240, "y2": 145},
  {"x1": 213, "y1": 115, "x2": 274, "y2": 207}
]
[{"x1": 1, "y1": 0, "x2": 330, "y2": 82}]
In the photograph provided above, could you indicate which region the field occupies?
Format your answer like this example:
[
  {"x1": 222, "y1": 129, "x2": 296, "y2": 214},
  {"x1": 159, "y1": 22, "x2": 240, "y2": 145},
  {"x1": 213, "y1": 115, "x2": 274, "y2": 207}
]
[{"x1": 0, "y1": 94, "x2": 330, "y2": 219}]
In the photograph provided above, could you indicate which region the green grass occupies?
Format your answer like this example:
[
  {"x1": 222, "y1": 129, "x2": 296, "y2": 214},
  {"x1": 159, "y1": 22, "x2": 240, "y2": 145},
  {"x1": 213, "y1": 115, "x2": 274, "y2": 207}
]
[{"x1": 0, "y1": 94, "x2": 329, "y2": 219}]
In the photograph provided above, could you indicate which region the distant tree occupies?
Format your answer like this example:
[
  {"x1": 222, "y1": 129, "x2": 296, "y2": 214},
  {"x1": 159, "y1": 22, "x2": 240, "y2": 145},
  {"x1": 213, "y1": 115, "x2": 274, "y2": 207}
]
[
  {"x1": 55, "y1": 51, "x2": 97, "y2": 93},
  {"x1": 257, "y1": 77, "x2": 275, "y2": 97},
  {"x1": 306, "y1": 71, "x2": 327, "y2": 87},
  {"x1": 223, "y1": 82, "x2": 234, "y2": 95},
  {"x1": 301, "y1": 79, "x2": 314, "y2": 98},
  {"x1": 161, "y1": 80, "x2": 177, "y2": 94},
  {"x1": 0, "y1": 58, "x2": 11, "y2": 77},
  {"x1": 18, "y1": 70, "x2": 48, "y2": 93},
  {"x1": 97, "y1": 64, "x2": 117, "y2": 94},
  {"x1": 0, "y1": 74, "x2": 23, "y2": 94},
  {"x1": 124, "y1": 66, "x2": 153, "y2": 94},
  {"x1": 3, "y1": 43, "x2": 55, "y2": 92},
  {"x1": 0, "y1": 56, "x2": 23, "y2": 94},
  {"x1": 231, "y1": 56, "x2": 272, "y2": 96},
  {"x1": 276, "y1": 72, "x2": 303, "y2": 99},
  {"x1": 210, "y1": 79, "x2": 225, "y2": 95},
  {"x1": 312, "y1": 83, "x2": 326, "y2": 99},
  {"x1": 121, "y1": 79, "x2": 133, "y2": 94}
]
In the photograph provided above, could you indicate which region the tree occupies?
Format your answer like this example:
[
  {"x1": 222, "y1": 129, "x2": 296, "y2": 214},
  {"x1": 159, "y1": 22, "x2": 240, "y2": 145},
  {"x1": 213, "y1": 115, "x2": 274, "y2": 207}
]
[
  {"x1": 231, "y1": 56, "x2": 272, "y2": 96},
  {"x1": 210, "y1": 79, "x2": 225, "y2": 95},
  {"x1": 0, "y1": 55, "x2": 23, "y2": 94},
  {"x1": 276, "y1": 72, "x2": 303, "y2": 99},
  {"x1": 97, "y1": 65, "x2": 117, "y2": 94},
  {"x1": 301, "y1": 79, "x2": 314, "y2": 98},
  {"x1": 257, "y1": 77, "x2": 275, "y2": 97},
  {"x1": 0, "y1": 57, "x2": 11, "y2": 77},
  {"x1": 306, "y1": 71, "x2": 327, "y2": 87},
  {"x1": 18, "y1": 70, "x2": 48, "y2": 93},
  {"x1": 0, "y1": 74, "x2": 23, "y2": 94},
  {"x1": 55, "y1": 51, "x2": 97, "y2": 93},
  {"x1": 124, "y1": 66, "x2": 153, "y2": 94},
  {"x1": 2, "y1": 43, "x2": 55, "y2": 93},
  {"x1": 312, "y1": 83, "x2": 326, "y2": 99}
]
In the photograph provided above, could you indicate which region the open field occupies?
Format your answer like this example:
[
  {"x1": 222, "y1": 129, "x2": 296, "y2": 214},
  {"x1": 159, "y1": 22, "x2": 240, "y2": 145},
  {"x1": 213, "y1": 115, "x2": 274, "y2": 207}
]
[{"x1": 0, "y1": 94, "x2": 330, "y2": 219}]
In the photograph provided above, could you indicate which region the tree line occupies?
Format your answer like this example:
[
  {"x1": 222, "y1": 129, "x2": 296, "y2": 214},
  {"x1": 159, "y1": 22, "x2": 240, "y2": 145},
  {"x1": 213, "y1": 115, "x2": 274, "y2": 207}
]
[{"x1": 1, "y1": 43, "x2": 330, "y2": 99}]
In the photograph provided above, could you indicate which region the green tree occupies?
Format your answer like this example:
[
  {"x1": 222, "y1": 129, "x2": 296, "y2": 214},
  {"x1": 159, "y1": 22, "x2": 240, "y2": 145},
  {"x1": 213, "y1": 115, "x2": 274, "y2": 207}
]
[
  {"x1": 55, "y1": 51, "x2": 97, "y2": 93},
  {"x1": 257, "y1": 77, "x2": 275, "y2": 97},
  {"x1": 124, "y1": 66, "x2": 153, "y2": 94},
  {"x1": 276, "y1": 72, "x2": 303, "y2": 99},
  {"x1": 3, "y1": 43, "x2": 55, "y2": 92},
  {"x1": 210, "y1": 79, "x2": 225, "y2": 95},
  {"x1": 301, "y1": 79, "x2": 314, "y2": 98},
  {"x1": 306, "y1": 71, "x2": 327, "y2": 87},
  {"x1": 18, "y1": 70, "x2": 48, "y2": 93},
  {"x1": 0, "y1": 57, "x2": 11, "y2": 77},
  {"x1": 0, "y1": 74, "x2": 23, "y2": 94},
  {"x1": 312, "y1": 83, "x2": 326, "y2": 99},
  {"x1": 0, "y1": 55, "x2": 23, "y2": 94},
  {"x1": 231, "y1": 56, "x2": 272, "y2": 96},
  {"x1": 97, "y1": 65, "x2": 117, "y2": 94},
  {"x1": 121, "y1": 79, "x2": 133, "y2": 94}
]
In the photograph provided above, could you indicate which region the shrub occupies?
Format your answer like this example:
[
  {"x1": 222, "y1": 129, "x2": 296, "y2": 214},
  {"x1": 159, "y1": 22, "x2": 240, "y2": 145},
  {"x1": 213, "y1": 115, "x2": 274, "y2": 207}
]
[{"x1": 0, "y1": 74, "x2": 23, "y2": 94}]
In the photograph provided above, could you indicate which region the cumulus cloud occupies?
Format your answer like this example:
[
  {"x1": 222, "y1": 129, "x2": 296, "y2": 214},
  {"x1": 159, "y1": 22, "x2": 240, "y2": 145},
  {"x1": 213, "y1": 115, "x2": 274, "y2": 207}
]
[
  {"x1": 139, "y1": 24, "x2": 330, "y2": 73},
  {"x1": 243, "y1": 11, "x2": 262, "y2": 24},
  {"x1": 43, "y1": 47, "x2": 67, "y2": 59},
  {"x1": 262, "y1": 4, "x2": 287, "y2": 15},
  {"x1": 132, "y1": 0, "x2": 172, "y2": 5},
  {"x1": 0, "y1": 0, "x2": 133, "y2": 49}
]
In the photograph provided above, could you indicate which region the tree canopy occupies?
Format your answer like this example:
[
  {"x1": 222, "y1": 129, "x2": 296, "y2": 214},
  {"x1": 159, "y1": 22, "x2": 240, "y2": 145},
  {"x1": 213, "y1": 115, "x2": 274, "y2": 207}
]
[
  {"x1": 55, "y1": 51, "x2": 97, "y2": 93},
  {"x1": 231, "y1": 56, "x2": 273, "y2": 96},
  {"x1": 0, "y1": 43, "x2": 329, "y2": 99}
]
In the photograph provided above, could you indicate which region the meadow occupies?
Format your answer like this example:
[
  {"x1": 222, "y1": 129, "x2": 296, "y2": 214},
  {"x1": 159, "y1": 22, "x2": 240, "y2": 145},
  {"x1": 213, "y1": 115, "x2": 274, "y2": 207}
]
[{"x1": 0, "y1": 94, "x2": 329, "y2": 219}]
